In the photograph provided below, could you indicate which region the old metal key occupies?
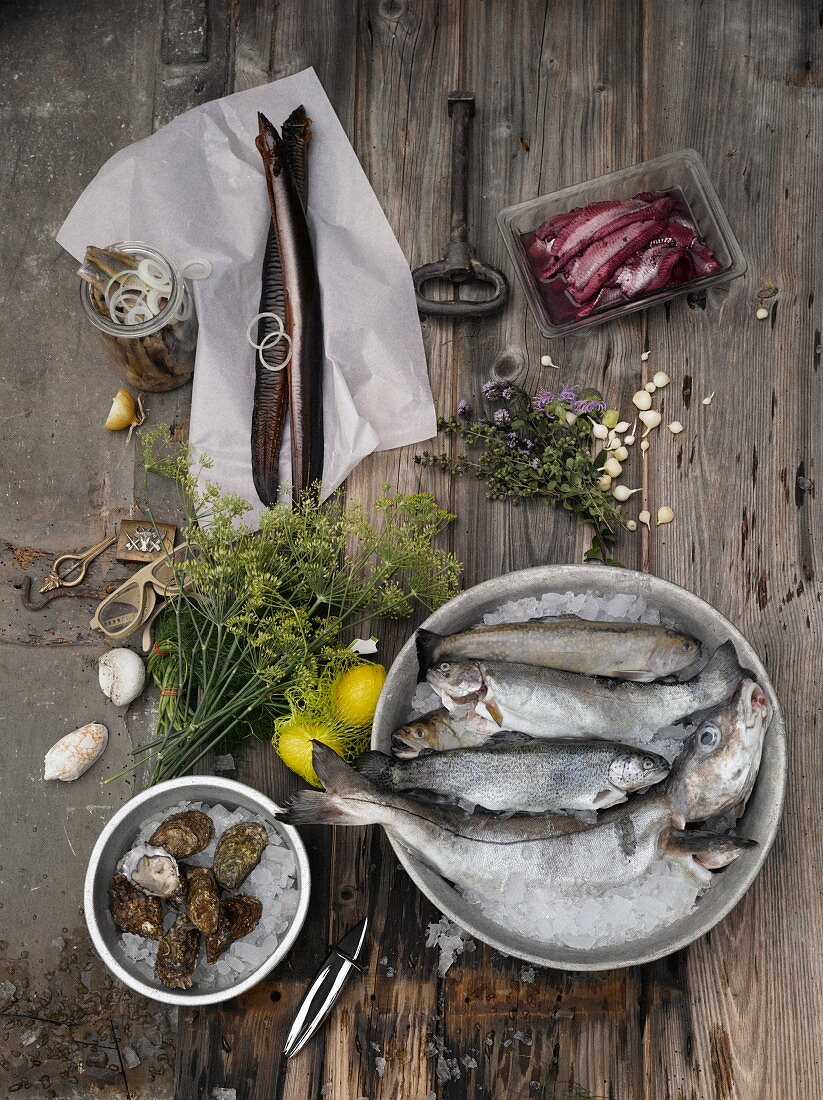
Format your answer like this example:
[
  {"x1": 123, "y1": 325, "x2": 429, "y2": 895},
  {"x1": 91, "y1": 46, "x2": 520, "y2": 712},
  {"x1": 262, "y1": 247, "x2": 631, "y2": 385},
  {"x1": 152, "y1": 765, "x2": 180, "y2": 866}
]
[{"x1": 413, "y1": 91, "x2": 509, "y2": 318}]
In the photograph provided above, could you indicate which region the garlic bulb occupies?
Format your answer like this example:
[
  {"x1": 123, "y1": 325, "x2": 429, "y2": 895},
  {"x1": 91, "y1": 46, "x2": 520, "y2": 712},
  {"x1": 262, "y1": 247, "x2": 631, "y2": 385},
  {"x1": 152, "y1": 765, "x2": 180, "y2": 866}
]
[
  {"x1": 653, "y1": 371, "x2": 670, "y2": 388},
  {"x1": 638, "y1": 510, "x2": 651, "y2": 529},
  {"x1": 657, "y1": 506, "x2": 675, "y2": 526},
  {"x1": 639, "y1": 410, "x2": 662, "y2": 435},
  {"x1": 603, "y1": 456, "x2": 623, "y2": 479},
  {"x1": 632, "y1": 390, "x2": 652, "y2": 411},
  {"x1": 44, "y1": 723, "x2": 108, "y2": 781},
  {"x1": 668, "y1": 421, "x2": 684, "y2": 435},
  {"x1": 105, "y1": 389, "x2": 145, "y2": 443},
  {"x1": 612, "y1": 485, "x2": 641, "y2": 502},
  {"x1": 99, "y1": 649, "x2": 146, "y2": 707}
]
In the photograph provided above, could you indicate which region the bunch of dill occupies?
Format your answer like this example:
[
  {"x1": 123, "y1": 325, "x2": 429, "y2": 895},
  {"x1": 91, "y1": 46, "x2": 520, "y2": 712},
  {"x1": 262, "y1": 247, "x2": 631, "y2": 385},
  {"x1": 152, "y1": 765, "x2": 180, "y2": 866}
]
[
  {"x1": 416, "y1": 381, "x2": 625, "y2": 565},
  {"x1": 113, "y1": 429, "x2": 460, "y2": 786}
]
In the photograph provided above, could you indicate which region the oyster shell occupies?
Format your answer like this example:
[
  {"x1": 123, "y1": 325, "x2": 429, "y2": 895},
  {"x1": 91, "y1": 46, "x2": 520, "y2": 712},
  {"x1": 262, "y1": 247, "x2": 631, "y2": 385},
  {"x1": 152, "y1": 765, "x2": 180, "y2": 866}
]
[
  {"x1": 205, "y1": 895, "x2": 263, "y2": 964},
  {"x1": 155, "y1": 917, "x2": 200, "y2": 989},
  {"x1": 181, "y1": 865, "x2": 220, "y2": 936},
  {"x1": 149, "y1": 810, "x2": 214, "y2": 859},
  {"x1": 213, "y1": 822, "x2": 269, "y2": 890},
  {"x1": 119, "y1": 844, "x2": 180, "y2": 898},
  {"x1": 108, "y1": 874, "x2": 163, "y2": 940}
]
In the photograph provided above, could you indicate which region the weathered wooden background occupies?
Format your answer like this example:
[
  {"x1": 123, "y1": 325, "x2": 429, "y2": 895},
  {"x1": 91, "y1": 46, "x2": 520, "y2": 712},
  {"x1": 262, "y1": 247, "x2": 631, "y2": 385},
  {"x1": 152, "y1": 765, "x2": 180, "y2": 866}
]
[{"x1": 1, "y1": 0, "x2": 820, "y2": 1097}]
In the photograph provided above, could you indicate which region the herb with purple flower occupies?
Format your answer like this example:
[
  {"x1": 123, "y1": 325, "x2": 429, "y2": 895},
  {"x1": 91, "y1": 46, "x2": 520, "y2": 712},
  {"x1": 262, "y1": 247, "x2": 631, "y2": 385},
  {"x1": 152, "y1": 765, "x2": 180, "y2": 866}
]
[{"x1": 417, "y1": 381, "x2": 625, "y2": 564}]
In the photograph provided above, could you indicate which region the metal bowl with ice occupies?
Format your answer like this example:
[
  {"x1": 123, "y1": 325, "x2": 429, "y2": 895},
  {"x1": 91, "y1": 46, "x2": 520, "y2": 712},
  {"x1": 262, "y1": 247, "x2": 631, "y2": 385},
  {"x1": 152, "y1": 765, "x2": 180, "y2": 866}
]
[
  {"x1": 84, "y1": 777, "x2": 311, "y2": 1005},
  {"x1": 372, "y1": 564, "x2": 786, "y2": 971}
]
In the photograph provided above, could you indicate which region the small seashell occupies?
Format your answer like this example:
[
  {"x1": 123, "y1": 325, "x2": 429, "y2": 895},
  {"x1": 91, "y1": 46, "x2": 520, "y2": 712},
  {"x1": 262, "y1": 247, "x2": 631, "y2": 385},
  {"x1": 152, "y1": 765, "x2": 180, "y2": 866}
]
[
  {"x1": 44, "y1": 722, "x2": 108, "y2": 781},
  {"x1": 99, "y1": 649, "x2": 146, "y2": 707},
  {"x1": 632, "y1": 390, "x2": 652, "y2": 411}
]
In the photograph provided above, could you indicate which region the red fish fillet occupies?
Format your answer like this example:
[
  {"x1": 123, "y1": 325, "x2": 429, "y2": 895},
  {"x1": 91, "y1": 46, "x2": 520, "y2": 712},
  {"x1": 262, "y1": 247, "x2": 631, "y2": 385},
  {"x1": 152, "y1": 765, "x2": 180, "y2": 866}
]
[{"x1": 567, "y1": 220, "x2": 663, "y2": 302}]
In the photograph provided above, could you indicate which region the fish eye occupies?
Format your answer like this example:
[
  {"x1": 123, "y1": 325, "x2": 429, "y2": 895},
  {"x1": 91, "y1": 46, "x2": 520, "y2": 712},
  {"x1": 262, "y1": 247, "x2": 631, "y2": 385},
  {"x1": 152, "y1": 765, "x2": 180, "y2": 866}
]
[
  {"x1": 438, "y1": 662, "x2": 451, "y2": 673},
  {"x1": 415, "y1": 729, "x2": 426, "y2": 739},
  {"x1": 642, "y1": 757, "x2": 655, "y2": 769},
  {"x1": 698, "y1": 724, "x2": 721, "y2": 749},
  {"x1": 683, "y1": 640, "x2": 695, "y2": 651}
]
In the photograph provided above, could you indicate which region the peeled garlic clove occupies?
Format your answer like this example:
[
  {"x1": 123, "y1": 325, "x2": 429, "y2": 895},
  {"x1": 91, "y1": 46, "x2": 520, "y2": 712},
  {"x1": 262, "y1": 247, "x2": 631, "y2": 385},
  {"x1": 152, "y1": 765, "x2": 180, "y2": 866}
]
[
  {"x1": 596, "y1": 473, "x2": 613, "y2": 490},
  {"x1": 612, "y1": 485, "x2": 641, "y2": 502},
  {"x1": 668, "y1": 420, "x2": 684, "y2": 435},
  {"x1": 613, "y1": 445, "x2": 629, "y2": 462},
  {"x1": 99, "y1": 648, "x2": 146, "y2": 707},
  {"x1": 638, "y1": 510, "x2": 651, "y2": 529},
  {"x1": 44, "y1": 722, "x2": 108, "y2": 781},
  {"x1": 615, "y1": 421, "x2": 631, "y2": 433},
  {"x1": 639, "y1": 409, "x2": 662, "y2": 435},
  {"x1": 603, "y1": 456, "x2": 623, "y2": 478},
  {"x1": 657, "y1": 506, "x2": 675, "y2": 526},
  {"x1": 644, "y1": 381, "x2": 657, "y2": 393},
  {"x1": 632, "y1": 390, "x2": 652, "y2": 411},
  {"x1": 640, "y1": 439, "x2": 650, "y2": 453},
  {"x1": 653, "y1": 371, "x2": 670, "y2": 388},
  {"x1": 591, "y1": 421, "x2": 609, "y2": 440},
  {"x1": 626, "y1": 519, "x2": 638, "y2": 531}
]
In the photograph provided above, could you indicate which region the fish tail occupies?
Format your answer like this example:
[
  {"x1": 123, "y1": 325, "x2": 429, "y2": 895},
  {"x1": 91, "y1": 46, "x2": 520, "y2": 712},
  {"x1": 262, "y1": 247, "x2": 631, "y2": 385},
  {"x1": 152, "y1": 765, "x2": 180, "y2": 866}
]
[
  {"x1": 281, "y1": 743, "x2": 391, "y2": 828},
  {"x1": 703, "y1": 641, "x2": 744, "y2": 688},
  {"x1": 666, "y1": 827, "x2": 757, "y2": 868},
  {"x1": 354, "y1": 750, "x2": 397, "y2": 790},
  {"x1": 416, "y1": 628, "x2": 445, "y2": 680}
]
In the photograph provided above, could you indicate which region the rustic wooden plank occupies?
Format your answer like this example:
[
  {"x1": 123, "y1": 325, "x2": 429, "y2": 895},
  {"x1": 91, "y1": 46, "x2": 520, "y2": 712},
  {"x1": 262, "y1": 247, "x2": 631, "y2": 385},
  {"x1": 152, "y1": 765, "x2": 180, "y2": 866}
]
[{"x1": 640, "y1": 3, "x2": 823, "y2": 1098}]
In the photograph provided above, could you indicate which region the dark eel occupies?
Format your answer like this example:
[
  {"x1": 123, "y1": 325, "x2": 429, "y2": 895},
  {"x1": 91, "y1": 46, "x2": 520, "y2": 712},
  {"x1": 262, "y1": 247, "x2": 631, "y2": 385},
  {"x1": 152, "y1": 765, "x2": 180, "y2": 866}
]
[
  {"x1": 251, "y1": 107, "x2": 312, "y2": 506},
  {"x1": 255, "y1": 110, "x2": 324, "y2": 503}
]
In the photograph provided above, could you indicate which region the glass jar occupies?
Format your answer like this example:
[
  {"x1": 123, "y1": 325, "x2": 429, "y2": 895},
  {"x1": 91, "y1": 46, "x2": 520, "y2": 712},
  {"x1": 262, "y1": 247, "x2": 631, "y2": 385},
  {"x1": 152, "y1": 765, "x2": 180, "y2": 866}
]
[{"x1": 80, "y1": 241, "x2": 198, "y2": 392}]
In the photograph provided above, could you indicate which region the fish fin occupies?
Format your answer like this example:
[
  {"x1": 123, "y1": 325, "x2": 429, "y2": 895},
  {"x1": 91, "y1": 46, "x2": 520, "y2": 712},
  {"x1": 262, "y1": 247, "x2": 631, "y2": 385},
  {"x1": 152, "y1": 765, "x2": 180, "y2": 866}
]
[
  {"x1": 280, "y1": 791, "x2": 365, "y2": 828},
  {"x1": 416, "y1": 628, "x2": 445, "y2": 680},
  {"x1": 700, "y1": 641, "x2": 744, "y2": 688},
  {"x1": 666, "y1": 827, "x2": 757, "y2": 868},
  {"x1": 355, "y1": 750, "x2": 396, "y2": 789},
  {"x1": 280, "y1": 744, "x2": 389, "y2": 828},
  {"x1": 311, "y1": 742, "x2": 369, "y2": 796},
  {"x1": 476, "y1": 698, "x2": 504, "y2": 727}
]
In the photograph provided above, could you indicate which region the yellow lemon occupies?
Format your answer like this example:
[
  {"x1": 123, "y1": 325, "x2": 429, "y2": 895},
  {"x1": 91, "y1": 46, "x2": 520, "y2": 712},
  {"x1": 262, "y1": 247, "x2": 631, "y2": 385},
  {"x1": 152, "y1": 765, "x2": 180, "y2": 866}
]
[
  {"x1": 331, "y1": 663, "x2": 387, "y2": 728},
  {"x1": 276, "y1": 718, "x2": 346, "y2": 787}
]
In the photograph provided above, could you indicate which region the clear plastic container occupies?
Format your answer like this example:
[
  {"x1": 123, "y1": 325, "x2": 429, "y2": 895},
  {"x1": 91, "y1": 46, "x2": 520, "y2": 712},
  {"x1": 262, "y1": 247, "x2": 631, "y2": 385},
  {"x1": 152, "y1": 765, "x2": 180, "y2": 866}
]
[
  {"x1": 80, "y1": 241, "x2": 198, "y2": 392},
  {"x1": 497, "y1": 149, "x2": 747, "y2": 338}
]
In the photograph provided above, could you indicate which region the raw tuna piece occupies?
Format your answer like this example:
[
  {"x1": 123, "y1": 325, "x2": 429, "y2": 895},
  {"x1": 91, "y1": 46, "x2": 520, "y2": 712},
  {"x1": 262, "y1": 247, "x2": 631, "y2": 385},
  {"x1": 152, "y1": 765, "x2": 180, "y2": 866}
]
[{"x1": 567, "y1": 220, "x2": 664, "y2": 302}]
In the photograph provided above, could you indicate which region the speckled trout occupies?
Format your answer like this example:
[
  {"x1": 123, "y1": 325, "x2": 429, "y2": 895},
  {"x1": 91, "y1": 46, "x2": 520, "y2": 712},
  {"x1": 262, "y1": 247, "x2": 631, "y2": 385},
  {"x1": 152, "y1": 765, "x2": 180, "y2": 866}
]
[{"x1": 416, "y1": 617, "x2": 701, "y2": 682}]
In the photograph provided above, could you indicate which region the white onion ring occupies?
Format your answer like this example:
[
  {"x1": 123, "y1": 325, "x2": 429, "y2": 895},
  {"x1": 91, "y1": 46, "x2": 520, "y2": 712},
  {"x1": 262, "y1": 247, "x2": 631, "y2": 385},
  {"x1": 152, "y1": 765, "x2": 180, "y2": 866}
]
[
  {"x1": 124, "y1": 304, "x2": 153, "y2": 325},
  {"x1": 180, "y1": 258, "x2": 213, "y2": 281},
  {"x1": 258, "y1": 329, "x2": 292, "y2": 372},
  {"x1": 246, "y1": 311, "x2": 285, "y2": 350},
  {"x1": 104, "y1": 270, "x2": 142, "y2": 305},
  {"x1": 137, "y1": 257, "x2": 173, "y2": 291},
  {"x1": 145, "y1": 290, "x2": 168, "y2": 317}
]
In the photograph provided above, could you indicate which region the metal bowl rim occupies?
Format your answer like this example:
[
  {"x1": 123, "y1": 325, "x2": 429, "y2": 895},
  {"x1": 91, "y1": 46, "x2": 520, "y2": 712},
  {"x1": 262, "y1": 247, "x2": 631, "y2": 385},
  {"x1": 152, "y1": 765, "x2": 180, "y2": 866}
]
[
  {"x1": 84, "y1": 775, "x2": 311, "y2": 1006},
  {"x1": 372, "y1": 563, "x2": 787, "y2": 970}
]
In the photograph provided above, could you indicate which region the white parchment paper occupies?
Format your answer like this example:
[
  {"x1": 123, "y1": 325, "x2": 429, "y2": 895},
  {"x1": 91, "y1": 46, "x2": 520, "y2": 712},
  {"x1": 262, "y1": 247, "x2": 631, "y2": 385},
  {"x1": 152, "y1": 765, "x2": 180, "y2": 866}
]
[{"x1": 57, "y1": 67, "x2": 435, "y2": 522}]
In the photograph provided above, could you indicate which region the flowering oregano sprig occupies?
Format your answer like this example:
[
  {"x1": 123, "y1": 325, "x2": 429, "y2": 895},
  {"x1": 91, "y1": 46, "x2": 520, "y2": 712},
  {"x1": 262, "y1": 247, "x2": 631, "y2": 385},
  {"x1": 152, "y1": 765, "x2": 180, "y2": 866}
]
[{"x1": 416, "y1": 382, "x2": 625, "y2": 565}]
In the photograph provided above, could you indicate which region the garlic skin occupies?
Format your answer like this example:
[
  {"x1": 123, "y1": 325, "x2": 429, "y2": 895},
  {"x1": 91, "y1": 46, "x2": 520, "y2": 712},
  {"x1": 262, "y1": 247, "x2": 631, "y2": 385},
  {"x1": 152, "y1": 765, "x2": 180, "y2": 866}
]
[
  {"x1": 44, "y1": 723, "x2": 108, "y2": 781},
  {"x1": 632, "y1": 390, "x2": 652, "y2": 411},
  {"x1": 638, "y1": 510, "x2": 651, "y2": 529},
  {"x1": 657, "y1": 506, "x2": 675, "y2": 526},
  {"x1": 105, "y1": 389, "x2": 145, "y2": 442},
  {"x1": 640, "y1": 410, "x2": 662, "y2": 435},
  {"x1": 603, "y1": 456, "x2": 623, "y2": 479},
  {"x1": 99, "y1": 649, "x2": 146, "y2": 707},
  {"x1": 668, "y1": 421, "x2": 684, "y2": 435},
  {"x1": 612, "y1": 485, "x2": 641, "y2": 502},
  {"x1": 652, "y1": 371, "x2": 670, "y2": 388}
]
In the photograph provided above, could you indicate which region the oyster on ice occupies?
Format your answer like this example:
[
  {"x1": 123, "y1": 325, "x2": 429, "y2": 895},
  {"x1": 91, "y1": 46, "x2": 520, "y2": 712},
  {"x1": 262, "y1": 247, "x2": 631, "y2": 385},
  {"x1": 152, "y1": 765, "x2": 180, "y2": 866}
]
[
  {"x1": 181, "y1": 865, "x2": 220, "y2": 936},
  {"x1": 205, "y1": 895, "x2": 263, "y2": 964},
  {"x1": 213, "y1": 822, "x2": 269, "y2": 890},
  {"x1": 108, "y1": 873, "x2": 164, "y2": 940},
  {"x1": 119, "y1": 843, "x2": 181, "y2": 898},
  {"x1": 155, "y1": 916, "x2": 200, "y2": 989},
  {"x1": 149, "y1": 809, "x2": 214, "y2": 859}
]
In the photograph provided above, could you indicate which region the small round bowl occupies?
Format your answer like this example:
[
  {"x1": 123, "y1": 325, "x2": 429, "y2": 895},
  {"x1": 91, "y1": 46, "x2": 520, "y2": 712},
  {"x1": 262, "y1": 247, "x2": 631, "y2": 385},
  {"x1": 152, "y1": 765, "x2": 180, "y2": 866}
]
[
  {"x1": 84, "y1": 776, "x2": 311, "y2": 1005},
  {"x1": 372, "y1": 564, "x2": 786, "y2": 970}
]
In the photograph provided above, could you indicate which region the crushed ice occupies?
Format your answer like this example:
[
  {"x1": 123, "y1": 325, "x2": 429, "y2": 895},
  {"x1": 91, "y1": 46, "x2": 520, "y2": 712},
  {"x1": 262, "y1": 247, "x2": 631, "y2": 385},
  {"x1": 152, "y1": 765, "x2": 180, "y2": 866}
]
[
  {"x1": 115, "y1": 800, "x2": 299, "y2": 992},
  {"x1": 426, "y1": 916, "x2": 475, "y2": 976}
]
